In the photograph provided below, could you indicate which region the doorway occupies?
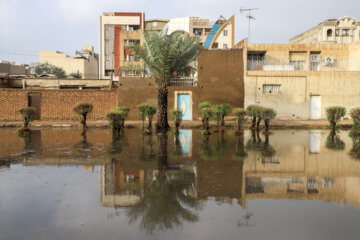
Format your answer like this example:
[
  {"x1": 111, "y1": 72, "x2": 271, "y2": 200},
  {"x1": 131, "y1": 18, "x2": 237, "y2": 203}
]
[
  {"x1": 310, "y1": 95, "x2": 321, "y2": 120},
  {"x1": 28, "y1": 92, "x2": 42, "y2": 120},
  {"x1": 175, "y1": 91, "x2": 192, "y2": 121}
]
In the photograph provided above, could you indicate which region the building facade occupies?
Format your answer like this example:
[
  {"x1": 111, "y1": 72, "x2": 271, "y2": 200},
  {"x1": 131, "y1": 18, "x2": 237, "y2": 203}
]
[
  {"x1": 99, "y1": 12, "x2": 145, "y2": 79},
  {"x1": 39, "y1": 46, "x2": 99, "y2": 79},
  {"x1": 0, "y1": 61, "x2": 30, "y2": 76},
  {"x1": 235, "y1": 38, "x2": 360, "y2": 120},
  {"x1": 290, "y1": 16, "x2": 360, "y2": 44}
]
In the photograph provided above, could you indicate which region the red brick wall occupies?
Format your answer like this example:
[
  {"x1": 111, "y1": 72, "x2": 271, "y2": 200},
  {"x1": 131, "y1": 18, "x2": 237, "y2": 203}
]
[{"x1": 0, "y1": 89, "x2": 118, "y2": 121}]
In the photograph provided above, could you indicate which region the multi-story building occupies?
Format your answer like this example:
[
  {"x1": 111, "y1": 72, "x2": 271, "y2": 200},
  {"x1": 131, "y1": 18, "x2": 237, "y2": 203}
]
[
  {"x1": 162, "y1": 15, "x2": 235, "y2": 49},
  {"x1": 39, "y1": 46, "x2": 99, "y2": 79},
  {"x1": 290, "y1": 16, "x2": 360, "y2": 44},
  {"x1": 0, "y1": 61, "x2": 30, "y2": 76},
  {"x1": 99, "y1": 12, "x2": 235, "y2": 79},
  {"x1": 99, "y1": 12, "x2": 145, "y2": 79}
]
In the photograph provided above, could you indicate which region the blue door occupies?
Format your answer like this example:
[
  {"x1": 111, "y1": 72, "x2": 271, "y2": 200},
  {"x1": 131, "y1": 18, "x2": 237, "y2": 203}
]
[{"x1": 177, "y1": 94, "x2": 190, "y2": 120}]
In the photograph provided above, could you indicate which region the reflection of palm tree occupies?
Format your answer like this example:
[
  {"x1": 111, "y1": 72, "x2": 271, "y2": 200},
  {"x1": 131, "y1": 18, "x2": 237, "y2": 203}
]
[
  {"x1": 199, "y1": 131, "x2": 230, "y2": 160},
  {"x1": 261, "y1": 135, "x2": 276, "y2": 158},
  {"x1": 326, "y1": 131, "x2": 345, "y2": 151},
  {"x1": 127, "y1": 132, "x2": 201, "y2": 233},
  {"x1": 246, "y1": 130, "x2": 276, "y2": 159}
]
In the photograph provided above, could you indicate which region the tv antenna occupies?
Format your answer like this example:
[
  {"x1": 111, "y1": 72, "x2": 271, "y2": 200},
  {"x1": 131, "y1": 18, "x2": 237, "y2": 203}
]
[{"x1": 240, "y1": 7, "x2": 259, "y2": 43}]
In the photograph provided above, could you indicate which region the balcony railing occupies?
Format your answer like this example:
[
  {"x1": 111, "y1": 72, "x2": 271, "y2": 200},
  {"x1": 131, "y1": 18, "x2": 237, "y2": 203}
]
[{"x1": 169, "y1": 77, "x2": 197, "y2": 87}]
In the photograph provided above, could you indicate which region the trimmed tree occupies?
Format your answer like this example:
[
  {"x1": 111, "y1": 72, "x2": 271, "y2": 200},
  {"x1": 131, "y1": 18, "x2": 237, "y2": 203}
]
[
  {"x1": 17, "y1": 107, "x2": 37, "y2": 130},
  {"x1": 212, "y1": 104, "x2": 231, "y2": 127},
  {"x1": 326, "y1": 106, "x2": 346, "y2": 132},
  {"x1": 106, "y1": 107, "x2": 130, "y2": 137},
  {"x1": 260, "y1": 108, "x2": 277, "y2": 132},
  {"x1": 34, "y1": 63, "x2": 67, "y2": 78},
  {"x1": 137, "y1": 103, "x2": 149, "y2": 129},
  {"x1": 128, "y1": 30, "x2": 202, "y2": 131},
  {"x1": 145, "y1": 104, "x2": 157, "y2": 130},
  {"x1": 170, "y1": 109, "x2": 183, "y2": 133},
  {"x1": 73, "y1": 102, "x2": 93, "y2": 128},
  {"x1": 199, "y1": 101, "x2": 212, "y2": 131},
  {"x1": 246, "y1": 105, "x2": 263, "y2": 129},
  {"x1": 350, "y1": 107, "x2": 360, "y2": 139},
  {"x1": 233, "y1": 108, "x2": 247, "y2": 132}
]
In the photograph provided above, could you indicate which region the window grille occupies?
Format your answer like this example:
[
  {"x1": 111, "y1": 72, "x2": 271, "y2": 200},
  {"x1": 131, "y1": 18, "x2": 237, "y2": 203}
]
[{"x1": 263, "y1": 84, "x2": 280, "y2": 94}]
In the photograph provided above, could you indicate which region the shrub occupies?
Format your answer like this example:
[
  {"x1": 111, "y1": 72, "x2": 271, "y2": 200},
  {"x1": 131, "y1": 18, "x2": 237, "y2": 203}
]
[
  {"x1": 233, "y1": 108, "x2": 247, "y2": 132},
  {"x1": 350, "y1": 107, "x2": 360, "y2": 138},
  {"x1": 326, "y1": 106, "x2": 346, "y2": 131},
  {"x1": 326, "y1": 132, "x2": 345, "y2": 151},
  {"x1": 34, "y1": 63, "x2": 67, "y2": 78},
  {"x1": 73, "y1": 102, "x2": 93, "y2": 128},
  {"x1": 70, "y1": 72, "x2": 82, "y2": 79},
  {"x1": 260, "y1": 108, "x2": 276, "y2": 132},
  {"x1": 170, "y1": 109, "x2": 183, "y2": 133},
  {"x1": 16, "y1": 107, "x2": 37, "y2": 129},
  {"x1": 246, "y1": 105, "x2": 263, "y2": 128},
  {"x1": 137, "y1": 103, "x2": 149, "y2": 128},
  {"x1": 199, "y1": 101, "x2": 212, "y2": 130},
  {"x1": 212, "y1": 104, "x2": 231, "y2": 127},
  {"x1": 106, "y1": 106, "x2": 129, "y2": 137},
  {"x1": 145, "y1": 105, "x2": 157, "y2": 130}
]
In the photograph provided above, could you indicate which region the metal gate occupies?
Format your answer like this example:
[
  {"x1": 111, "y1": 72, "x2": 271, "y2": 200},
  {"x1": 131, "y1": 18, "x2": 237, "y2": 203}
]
[{"x1": 28, "y1": 93, "x2": 42, "y2": 120}]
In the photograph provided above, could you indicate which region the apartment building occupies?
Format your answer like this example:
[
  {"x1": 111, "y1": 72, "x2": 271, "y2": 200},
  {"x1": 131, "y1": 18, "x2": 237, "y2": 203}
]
[
  {"x1": 235, "y1": 38, "x2": 360, "y2": 120},
  {"x1": 290, "y1": 16, "x2": 360, "y2": 44},
  {"x1": 39, "y1": 46, "x2": 99, "y2": 79},
  {"x1": 99, "y1": 12, "x2": 145, "y2": 79}
]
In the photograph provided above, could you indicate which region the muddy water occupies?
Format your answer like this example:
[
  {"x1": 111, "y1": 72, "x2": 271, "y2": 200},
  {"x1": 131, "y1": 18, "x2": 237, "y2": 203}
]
[{"x1": 0, "y1": 128, "x2": 360, "y2": 240}]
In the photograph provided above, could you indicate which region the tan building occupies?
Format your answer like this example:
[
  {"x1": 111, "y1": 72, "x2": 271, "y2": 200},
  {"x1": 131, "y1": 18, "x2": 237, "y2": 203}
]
[
  {"x1": 145, "y1": 19, "x2": 169, "y2": 33},
  {"x1": 39, "y1": 46, "x2": 99, "y2": 79},
  {"x1": 235, "y1": 38, "x2": 360, "y2": 120},
  {"x1": 290, "y1": 16, "x2": 360, "y2": 44}
]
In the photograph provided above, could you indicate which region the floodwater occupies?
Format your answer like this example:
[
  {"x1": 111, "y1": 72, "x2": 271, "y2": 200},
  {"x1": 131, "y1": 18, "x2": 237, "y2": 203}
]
[{"x1": 0, "y1": 128, "x2": 360, "y2": 240}]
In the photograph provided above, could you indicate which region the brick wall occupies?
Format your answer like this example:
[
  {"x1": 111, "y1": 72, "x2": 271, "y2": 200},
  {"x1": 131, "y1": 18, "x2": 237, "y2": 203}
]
[{"x1": 0, "y1": 89, "x2": 118, "y2": 121}]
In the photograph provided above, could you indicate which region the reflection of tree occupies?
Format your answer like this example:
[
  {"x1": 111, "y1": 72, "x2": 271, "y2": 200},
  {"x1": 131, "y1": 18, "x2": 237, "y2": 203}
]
[
  {"x1": 107, "y1": 130, "x2": 128, "y2": 155},
  {"x1": 171, "y1": 131, "x2": 183, "y2": 158},
  {"x1": 233, "y1": 132, "x2": 247, "y2": 160},
  {"x1": 350, "y1": 138, "x2": 360, "y2": 160},
  {"x1": 74, "y1": 129, "x2": 93, "y2": 153},
  {"x1": 246, "y1": 130, "x2": 277, "y2": 159},
  {"x1": 17, "y1": 130, "x2": 37, "y2": 156},
  {"x1": 326, "y1": 132, "x2": 345, "y2": 151},
  {"x1": 127, "y1": 132, "x2": 200, "y2": 233},
  {"x1": 138, "y1": 133, "x2": 156, "y2": 162},
  {"x1": 199, "y1": 130, "x2": 230, "y2": 160}
]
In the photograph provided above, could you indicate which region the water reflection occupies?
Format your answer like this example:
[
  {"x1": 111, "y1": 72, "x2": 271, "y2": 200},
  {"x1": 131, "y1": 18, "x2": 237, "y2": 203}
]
[
  {"x1": 2, "y1": 128, "x2": 360, "y2": 238},
  {"x1": 326, "y1": 131, "x2": 345, "y2": 151},
  {"x1": 350, "y1": 138, "x2": 360, "y2": 160}
]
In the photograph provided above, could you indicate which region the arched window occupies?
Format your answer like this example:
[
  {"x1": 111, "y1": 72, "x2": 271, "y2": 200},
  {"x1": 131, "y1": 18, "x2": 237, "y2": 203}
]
[{"x1": 327, "y1": 29, "x2": 332, "y2": 37}]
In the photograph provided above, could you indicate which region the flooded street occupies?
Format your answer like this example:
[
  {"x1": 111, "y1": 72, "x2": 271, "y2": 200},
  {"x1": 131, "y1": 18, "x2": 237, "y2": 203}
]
[{"x1": 0, "y1": 128, "x2": 360, "y2": 240}]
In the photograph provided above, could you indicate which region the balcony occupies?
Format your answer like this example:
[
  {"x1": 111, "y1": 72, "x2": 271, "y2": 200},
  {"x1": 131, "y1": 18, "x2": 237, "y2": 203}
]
[{"x1": 169, "y1": 77, "x2": 197, "y2": 87}]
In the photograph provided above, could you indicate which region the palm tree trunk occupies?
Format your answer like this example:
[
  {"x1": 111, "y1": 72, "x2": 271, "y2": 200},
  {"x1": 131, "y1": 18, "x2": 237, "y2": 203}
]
[
  {"x1": 256, "y1": 117, "x2": 262, "y2": 128},
  {"x1": 251, "y1": 117, "x2": 256, "y2": 129},
  {"x1": 156, "y1": 87, "x2": 170, "y2": 131}
]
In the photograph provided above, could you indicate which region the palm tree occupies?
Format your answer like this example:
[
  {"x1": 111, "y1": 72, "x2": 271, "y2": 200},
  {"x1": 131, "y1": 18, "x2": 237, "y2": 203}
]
[{"x1": 129, "y1": 31, "x2": 202, "y2": 131}]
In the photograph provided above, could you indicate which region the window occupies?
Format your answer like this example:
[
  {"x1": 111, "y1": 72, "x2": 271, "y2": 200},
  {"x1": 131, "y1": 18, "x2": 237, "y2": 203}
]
[
  {"x1": 335, "y1": 29, "x2": 339, "y2": 36},
  {"x1": 263, "y1": 84, "x2": 280, "y2": 94},
  {"x1": 193, "y1": 28, "x2": 202, "y2": 36},
  {"x1": 105, "y1": 25, "x2": 111, "y2": 30},
  {"x1": 327, "y1": 29, "x2": 332, "y2": 37},
  {"x1": 121, "y1": 25, "x2": 127, "y2": 30},
  {"x1": 212, "y1": 42, "x2": 218, "y2": 49},
  {"x1": 223, "y1": 30, "x2": 228, "y2": 36},
  {"x1": 223, "y1": 44, "x2": 228, "y2": 49},
  {"x1": 342, "y1": 29, "x2": 349, "y2": 36},
  {"x1": 105, "y1": 39, "x2": 110, "y2": 45},
  {"x1": 310, "y1": 52, "x2": 321, "y2": 71},
  {"x1": 105, "y1": 54, "x2": 111, "y2": 61}
]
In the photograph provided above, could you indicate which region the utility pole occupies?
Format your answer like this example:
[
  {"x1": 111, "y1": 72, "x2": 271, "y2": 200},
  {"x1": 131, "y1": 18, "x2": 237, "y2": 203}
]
[{"x1": 240, "y1": 7, "x2": 259, "y2": 43}]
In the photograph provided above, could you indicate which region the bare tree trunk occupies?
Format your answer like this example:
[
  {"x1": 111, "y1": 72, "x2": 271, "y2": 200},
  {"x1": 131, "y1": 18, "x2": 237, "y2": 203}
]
[
  {"x1": 251, "y1": 117, "x2": 256, "y2": 129},
  {"x1": 256, "y1": 117, "x2": 262, "y2": 128},
  {"x1": 81, "y1": 114, "x2": 87, "y2": 128},
  {"x1": 265, "y1": 119, "x2": 270, "y2": 132},
  {"x1": 156, "y1": 88, "x2": 170, "y2": 131}
]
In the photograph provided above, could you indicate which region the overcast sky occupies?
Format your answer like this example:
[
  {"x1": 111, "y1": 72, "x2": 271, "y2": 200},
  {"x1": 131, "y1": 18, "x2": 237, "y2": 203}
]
[{"x1": 0, "y1": 0, "x2": 359, "y2": 64}]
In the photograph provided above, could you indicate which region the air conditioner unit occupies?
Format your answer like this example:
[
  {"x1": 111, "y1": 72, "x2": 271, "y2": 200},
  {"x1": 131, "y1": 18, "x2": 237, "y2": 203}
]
[
  {"x1": 324, "y1": 57, "x2": 335, "y2": 66},
  {"x1": 128, "y1": 27, "x2": 134, "y2": 31}
]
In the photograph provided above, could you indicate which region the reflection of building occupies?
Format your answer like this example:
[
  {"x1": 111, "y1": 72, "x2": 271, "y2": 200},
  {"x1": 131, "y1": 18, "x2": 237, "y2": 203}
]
[
  {"x1": 290, "y1": 16, "x2": 360, "y2": 44},
  {"x1": 241, "y1": 131, "x2": 360, "y2": 209}
]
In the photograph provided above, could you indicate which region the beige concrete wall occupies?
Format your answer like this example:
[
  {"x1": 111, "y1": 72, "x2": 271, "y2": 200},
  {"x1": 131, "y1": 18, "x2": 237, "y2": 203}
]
[
  {"x1": 213, "y1": 22, "x2": 232, "y2": 49},
  {"x1": 11, "y1": 78, "x2": 111, "y2": 89},
  {"x1": 39, "y1": 50, "x2": 98, "y2": 79},
  {"x1": 245, "y1": 71, "x2": 360, "y2": 120}
]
